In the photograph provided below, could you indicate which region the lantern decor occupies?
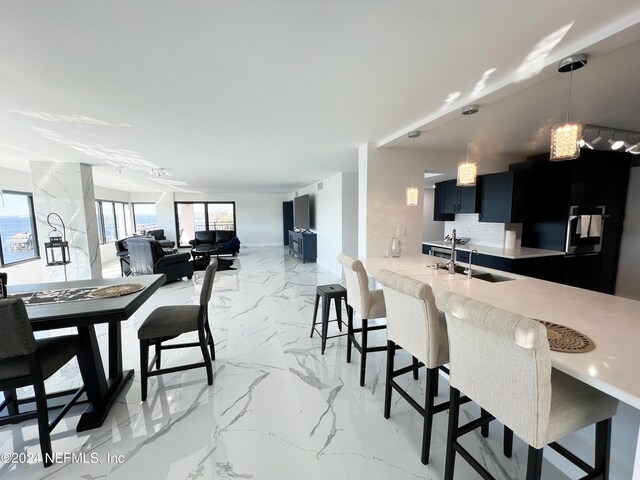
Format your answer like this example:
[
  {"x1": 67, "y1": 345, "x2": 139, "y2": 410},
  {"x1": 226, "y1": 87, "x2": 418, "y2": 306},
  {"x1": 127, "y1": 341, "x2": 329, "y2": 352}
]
[{"x1": 45, "y1": 212, "x2": 71, "y2": 273}]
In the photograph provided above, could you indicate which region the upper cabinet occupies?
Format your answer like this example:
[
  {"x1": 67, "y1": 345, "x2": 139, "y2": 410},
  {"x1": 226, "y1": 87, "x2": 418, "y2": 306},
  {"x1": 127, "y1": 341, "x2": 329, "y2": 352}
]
[
  {"x1": 433, "y1": 182, "x2": 454, "y2": 221},
  {"x1": 479, "y1": 167, "x2": 529, "y2": 223},
  {"x1": 435, "y1": 179, "x2": 479, "y2": 216}
]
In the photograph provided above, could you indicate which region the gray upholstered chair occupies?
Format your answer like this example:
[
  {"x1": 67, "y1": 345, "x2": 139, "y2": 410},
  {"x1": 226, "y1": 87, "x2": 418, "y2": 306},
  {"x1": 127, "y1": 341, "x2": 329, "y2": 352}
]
[
  {"x1": 127, "y1": 237, "x2": 193, "y2": 282},
  {"x1": 138, "y1": 260, "x2": 218, "y2": 401},
  {"x1": 0, "y1": 299, "x2": 84, "y2": 467},
  {"x1": 375, "y1": 269, "x2": 450, "y2": 464},
  {"x1": 436, "y1": 291, "x2": 618, "y2": 480},
  {"x1": 337, "y1": 254, "x2": 388, "y2": 387}
]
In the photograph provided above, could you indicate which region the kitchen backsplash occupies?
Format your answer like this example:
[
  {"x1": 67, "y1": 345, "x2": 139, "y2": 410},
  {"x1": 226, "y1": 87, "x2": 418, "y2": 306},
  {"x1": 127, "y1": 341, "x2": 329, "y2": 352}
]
[{"x1": 443, "y1": 214, "x2": 522, "y2": 248}]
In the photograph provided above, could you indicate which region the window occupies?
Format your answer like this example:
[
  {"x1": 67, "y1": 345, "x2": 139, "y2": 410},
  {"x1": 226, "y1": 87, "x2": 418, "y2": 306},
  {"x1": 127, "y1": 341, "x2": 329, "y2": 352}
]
[
  {"x1": 95, "y1": 201, "x2": 132, "y2": 244},
  {"x1": 132, "y1": 203, "x2": 157, "y2": 234},
  {"x1": 174, "y1": 202, "x2": 235, "y2": 247},
  {"x1": 0, "y1": 191, "x2": 39, "y2": 266}
]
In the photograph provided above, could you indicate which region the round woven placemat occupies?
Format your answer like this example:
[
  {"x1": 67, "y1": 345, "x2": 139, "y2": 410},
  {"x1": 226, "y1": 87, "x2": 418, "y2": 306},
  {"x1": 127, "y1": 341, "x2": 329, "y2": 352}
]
[
  {"x1": 89, "y1": 283, "x2": 145, "y2": 299},
  {"x1": 535, "y1": 319, "x2": 595, "y2": 353}
]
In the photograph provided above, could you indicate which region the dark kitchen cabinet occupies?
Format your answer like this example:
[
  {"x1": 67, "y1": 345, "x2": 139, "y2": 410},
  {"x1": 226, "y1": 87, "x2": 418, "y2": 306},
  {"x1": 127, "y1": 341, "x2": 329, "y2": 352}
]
[
  {"x1": 435, "y1": 179, "x2": 479, "y2": 217},
  {"x1": 433, "y1": 182, "x2": 454, "y2": 221},
  {"x1": 562, "y1": 255, "x2": 601, "y2": 292},
  {"x1": 479, "y1": 169, "x2": 528, "y2": 223}
]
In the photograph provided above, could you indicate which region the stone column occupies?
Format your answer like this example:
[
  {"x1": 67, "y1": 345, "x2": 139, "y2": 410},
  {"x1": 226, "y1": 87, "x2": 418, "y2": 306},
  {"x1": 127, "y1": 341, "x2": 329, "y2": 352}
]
[{"x1": 29, "y1": 162, "x2": 102, "y2": 281}]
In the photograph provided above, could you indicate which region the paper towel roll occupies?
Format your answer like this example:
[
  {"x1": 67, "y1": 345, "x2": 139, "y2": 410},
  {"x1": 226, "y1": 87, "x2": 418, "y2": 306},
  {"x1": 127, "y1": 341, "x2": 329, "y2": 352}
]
[{"x1": 505, "y1": 230, "x2": 516, "y2": 250}]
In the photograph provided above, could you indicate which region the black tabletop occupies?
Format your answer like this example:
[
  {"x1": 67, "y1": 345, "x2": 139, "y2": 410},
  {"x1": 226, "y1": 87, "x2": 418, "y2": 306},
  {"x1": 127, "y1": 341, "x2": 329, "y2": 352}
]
[
  {"x1": 7, "y1": 274, "x2": 166, "y2": 330},
  {"x1": 192, "y1": 244, "x2": 218, "y2": 253}
]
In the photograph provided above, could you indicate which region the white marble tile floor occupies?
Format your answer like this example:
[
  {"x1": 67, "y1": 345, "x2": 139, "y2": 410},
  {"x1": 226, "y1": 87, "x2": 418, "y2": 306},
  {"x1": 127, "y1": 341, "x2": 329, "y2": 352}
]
[{"x1": 0, "y1": 247, "x2": 568, "y2": 479}]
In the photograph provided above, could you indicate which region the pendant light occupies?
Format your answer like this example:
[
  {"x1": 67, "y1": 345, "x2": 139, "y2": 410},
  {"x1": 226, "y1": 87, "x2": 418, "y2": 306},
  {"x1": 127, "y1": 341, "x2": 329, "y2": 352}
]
[
  {"x1": 457, "y1": 104, "x2": 479, "y2": 187},
  {"x1": 550, "y1": 54, "x2": 588, "y2": 161},
  {"x1": 406, "y1": 131, "x2": 421, "y2": 206}
]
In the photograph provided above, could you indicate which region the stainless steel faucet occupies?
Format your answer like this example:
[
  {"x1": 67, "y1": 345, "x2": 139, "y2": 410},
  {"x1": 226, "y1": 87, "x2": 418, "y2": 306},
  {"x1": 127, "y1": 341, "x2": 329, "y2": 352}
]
[{"x1": 466, "y1": 249, "x2": 478, "y2": 279}]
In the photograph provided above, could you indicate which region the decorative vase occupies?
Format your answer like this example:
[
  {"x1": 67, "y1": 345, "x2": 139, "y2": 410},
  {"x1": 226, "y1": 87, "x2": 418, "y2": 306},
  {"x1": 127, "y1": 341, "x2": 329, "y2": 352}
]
[{"x1": 390, "y1": 237, "x2": 402, "y2": 258}]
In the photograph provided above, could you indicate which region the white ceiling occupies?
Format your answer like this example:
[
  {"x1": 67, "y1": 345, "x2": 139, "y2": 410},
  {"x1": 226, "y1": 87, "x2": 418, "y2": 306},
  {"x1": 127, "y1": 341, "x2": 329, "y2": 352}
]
[{"x1": 0, "y1": 1, "x2": 639, "y2": 193}]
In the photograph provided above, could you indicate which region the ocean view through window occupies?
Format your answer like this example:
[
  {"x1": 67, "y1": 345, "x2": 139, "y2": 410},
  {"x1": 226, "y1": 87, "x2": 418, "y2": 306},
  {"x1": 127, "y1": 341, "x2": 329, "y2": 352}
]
[{"x1": 0, "y1": 191, "x2": 39, "y2": 266}]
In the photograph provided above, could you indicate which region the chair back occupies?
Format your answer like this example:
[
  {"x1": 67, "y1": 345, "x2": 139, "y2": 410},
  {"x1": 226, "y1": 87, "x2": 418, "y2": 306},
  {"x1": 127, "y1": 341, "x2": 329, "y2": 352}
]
[
  {"x1": 200, "y1": 260, "x2": 218, "y2": 306},
  {"x1": 337, "y1": 254, "x2": 370, "y2": 317},
  {"x1": 375, "y1": 270, "x2": 447, "y2": 368},
  {"x1": 436, "y1": 291, "x2": 552, "y2": 448},
  {"x1": 0, "y1": 272, "x2": 7, "y2": 299},
  {"x1": 127, "y1": 238, "x2": 164, "y2": 275},
  {"x1": 0, "y1": 298, "x2": 37, "y2": 360}
]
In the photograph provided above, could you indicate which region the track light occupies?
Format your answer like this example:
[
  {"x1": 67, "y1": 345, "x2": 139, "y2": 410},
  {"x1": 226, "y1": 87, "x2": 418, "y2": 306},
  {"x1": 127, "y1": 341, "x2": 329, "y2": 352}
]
[{"x1": 609, "y1": 133, "x2": 625, "y2": 150}]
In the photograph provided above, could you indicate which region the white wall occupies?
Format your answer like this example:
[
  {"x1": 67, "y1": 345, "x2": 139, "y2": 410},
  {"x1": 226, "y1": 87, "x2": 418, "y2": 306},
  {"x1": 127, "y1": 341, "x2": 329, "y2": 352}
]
[
  {"x1": 291, "y1": 172, "x2": 358, "y2": 276},
  {"x1": 616, "y1": 167, "x2": 640, "y2": 300},
  {"x1": 423, "y1": 188, "x2": 444, "y2": 241},
  {"x1": 174, "y1": 192, "x2": 287, "y2": 247}
]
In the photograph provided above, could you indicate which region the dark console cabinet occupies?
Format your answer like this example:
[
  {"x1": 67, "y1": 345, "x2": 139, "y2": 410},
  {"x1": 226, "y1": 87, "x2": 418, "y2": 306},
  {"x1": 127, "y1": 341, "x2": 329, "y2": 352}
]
[{"x1": 288, "y1": 230, "x2": 317, "y2": 263}]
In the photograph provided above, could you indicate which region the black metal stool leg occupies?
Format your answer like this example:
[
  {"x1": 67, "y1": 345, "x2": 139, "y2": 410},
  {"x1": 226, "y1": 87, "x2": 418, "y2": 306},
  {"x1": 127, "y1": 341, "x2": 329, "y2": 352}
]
[
  {"x1": 412, "y1": 356, "x2": 419, "y2": 380},
  {"x1": 310, "y1": 293, "x2": 320, "y2": 338},
  {"x1": 321, "y1": 294, "x2": 329, "y2": 354},
  {"x1": 334, "y1": 296, "x2": 343, "y2": 332},
  {"x1": 421, "y1": 367, "x2": 438, "y2": 464},
  {"x1": 595, "y1": 418, "x2": 612, "y2": 480}
]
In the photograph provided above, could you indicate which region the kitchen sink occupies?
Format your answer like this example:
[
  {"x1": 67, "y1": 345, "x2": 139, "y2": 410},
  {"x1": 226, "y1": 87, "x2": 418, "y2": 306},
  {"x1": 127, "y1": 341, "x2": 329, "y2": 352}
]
[
  {"x1": 436, "y1": 264, "x2": 515, "y2": 283},
  {"x1": 471, "y1": 272, "x2": 515, "y2": 283}
]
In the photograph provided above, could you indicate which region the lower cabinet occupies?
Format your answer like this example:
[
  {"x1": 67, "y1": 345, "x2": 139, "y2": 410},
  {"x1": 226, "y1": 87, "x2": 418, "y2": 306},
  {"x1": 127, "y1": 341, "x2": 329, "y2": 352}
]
[{"x1": 562, "y1": 255, "x2": 601, "y2": 292}]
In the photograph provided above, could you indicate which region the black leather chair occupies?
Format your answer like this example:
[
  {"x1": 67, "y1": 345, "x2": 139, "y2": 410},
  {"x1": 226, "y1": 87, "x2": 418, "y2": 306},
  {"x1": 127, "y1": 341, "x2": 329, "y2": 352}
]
[
  {"x1": 138, "y1": 260, "x2": 218, "y2": 401},
  {"x1": 0, "y1": 272, "x2": 7, "y2": 299},
  {"x1": 114, "y1": 238, "x2": 131, "y2": 277},
  {"x1": 127, "y1": 237, "x2": 193, "y2": 281},
  {"x1": 0, "y1": 299, "x2": 85, "y2": 467},
  {"x1": 146, "y1": 229, "x2": 176, "y2": 249}
]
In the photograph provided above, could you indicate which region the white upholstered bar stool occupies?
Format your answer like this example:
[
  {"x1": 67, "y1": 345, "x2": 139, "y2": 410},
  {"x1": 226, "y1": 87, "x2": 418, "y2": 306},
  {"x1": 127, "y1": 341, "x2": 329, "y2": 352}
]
[
  {"x1": 375, "y1": 269, "x2": 452, "y2": 465},
  {"x1": 337, "y1": 254, "x2": 389, "y2": 387},
  {"x1": 436, "y1": 291, "x2": 618, "y2": 480}
]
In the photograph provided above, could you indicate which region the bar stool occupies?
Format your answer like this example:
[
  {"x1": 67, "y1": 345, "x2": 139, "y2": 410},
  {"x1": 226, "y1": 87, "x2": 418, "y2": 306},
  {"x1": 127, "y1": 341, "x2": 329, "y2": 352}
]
[
  {"x1": 337, "y1": 253, "x2": 392, "y2": 387},
  {"x1": 310, "y1": 284, "x2": 347, "y2": 354},
  {"x1": 436, "y1": 292, "x2": 618, "y2": 480},
  {"x1": 375, "y1": 269, "x2": 454, "y2": 464}
]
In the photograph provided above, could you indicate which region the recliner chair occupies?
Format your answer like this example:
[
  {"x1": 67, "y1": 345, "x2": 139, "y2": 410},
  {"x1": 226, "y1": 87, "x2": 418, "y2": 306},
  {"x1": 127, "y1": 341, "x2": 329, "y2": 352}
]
[{"x1": 127, "y1": 237, "x2": 193, "y2": 281}]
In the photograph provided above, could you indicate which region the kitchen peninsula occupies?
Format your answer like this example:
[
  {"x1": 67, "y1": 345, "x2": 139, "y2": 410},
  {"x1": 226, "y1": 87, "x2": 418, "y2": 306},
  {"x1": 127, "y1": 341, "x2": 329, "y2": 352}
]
[{"x1": 363, "y1": 254, "x2": 640, "y2": 479}]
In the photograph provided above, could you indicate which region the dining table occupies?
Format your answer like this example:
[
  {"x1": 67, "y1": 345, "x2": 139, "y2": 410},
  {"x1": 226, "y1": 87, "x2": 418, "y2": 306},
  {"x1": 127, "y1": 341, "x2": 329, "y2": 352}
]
[
  {"x1": 5, "y1": 274, "x2": 166, "y2": 432},
  {"x1": 362, "y1": 255, "x2": 640, "y2": 479}
]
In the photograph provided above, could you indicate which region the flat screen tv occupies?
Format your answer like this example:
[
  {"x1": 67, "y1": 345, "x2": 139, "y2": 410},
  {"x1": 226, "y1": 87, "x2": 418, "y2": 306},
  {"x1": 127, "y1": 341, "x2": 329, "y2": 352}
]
[{"x1": 293, "y1": 194, "x2": 311, "y2": 231}]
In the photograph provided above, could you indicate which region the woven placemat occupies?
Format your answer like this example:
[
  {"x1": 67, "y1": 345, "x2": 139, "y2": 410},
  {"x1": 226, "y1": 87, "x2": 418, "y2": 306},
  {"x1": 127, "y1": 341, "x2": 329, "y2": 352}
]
[
  {"x1": 88, "y1": 284, "x2": 145, "y2": 299},
  {"x1": 536, "y1": 320, "x2": 595, "y2": 353}
]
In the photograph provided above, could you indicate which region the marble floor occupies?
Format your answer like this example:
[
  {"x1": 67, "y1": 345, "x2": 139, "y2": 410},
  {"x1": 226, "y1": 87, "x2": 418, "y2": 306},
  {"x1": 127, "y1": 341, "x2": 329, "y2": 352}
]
[{"x1": 0, "y1": 247, "x2": 568, "y2": 479}]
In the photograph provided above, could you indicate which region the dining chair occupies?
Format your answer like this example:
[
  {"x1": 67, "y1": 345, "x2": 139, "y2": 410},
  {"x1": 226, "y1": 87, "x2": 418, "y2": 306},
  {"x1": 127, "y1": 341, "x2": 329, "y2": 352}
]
[
  {"x1": 0, "y1": 298, "x2": 85, "y2": 467},
  {"x1": 337, "y1": 254, "x2": 391, "y2": 387},
  {"x1": 375, "y1": 269, "x2": 454, "y2": 464},
  {"x1": 436, "y1": 291, "x2": 618, "y2": 480},
  {"x1": 138, "y1": 260, "x2": 217, "y2": 401}
]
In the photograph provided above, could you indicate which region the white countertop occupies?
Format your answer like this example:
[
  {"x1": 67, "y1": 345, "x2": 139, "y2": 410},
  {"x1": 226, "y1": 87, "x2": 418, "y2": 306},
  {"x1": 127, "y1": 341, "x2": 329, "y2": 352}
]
[
  {"x1": 363, "y1": 255, "x2": 640, "y2": 410},
  {"x1": 423, "y1": 240, "x2": 566, "y2": 259}
]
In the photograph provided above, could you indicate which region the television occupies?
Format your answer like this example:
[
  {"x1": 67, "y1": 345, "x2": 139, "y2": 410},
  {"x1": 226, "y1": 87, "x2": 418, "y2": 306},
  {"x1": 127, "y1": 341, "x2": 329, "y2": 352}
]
[{"x1": 293, "y1": 194, "x2": 311, "y2": 231}]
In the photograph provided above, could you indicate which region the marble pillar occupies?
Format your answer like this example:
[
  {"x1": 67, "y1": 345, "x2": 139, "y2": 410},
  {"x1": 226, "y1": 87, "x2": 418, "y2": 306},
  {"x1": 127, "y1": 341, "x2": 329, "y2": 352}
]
[{"x1": 30, "y1": 161, "x2": 102, "y2": 281}]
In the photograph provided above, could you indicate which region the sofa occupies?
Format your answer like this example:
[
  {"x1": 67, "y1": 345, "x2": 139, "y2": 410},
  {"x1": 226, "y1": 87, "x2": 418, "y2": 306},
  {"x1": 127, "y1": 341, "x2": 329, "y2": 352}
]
[
  {"x1": 189, "y1": 230, "x2": 240, "y2": 256},
  {"x1": 126, "y1": 237, "x2": 193, "y2": 281},
  {"x1": 145, "y1": 229, "x2": 176, "y2": 249},
  {"x1": 115, "y1": 234, "x2": 178, "y2": 277}
]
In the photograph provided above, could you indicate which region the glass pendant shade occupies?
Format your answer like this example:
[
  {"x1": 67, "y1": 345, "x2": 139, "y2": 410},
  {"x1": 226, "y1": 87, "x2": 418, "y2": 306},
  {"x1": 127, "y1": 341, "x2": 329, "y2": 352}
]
[
  {"x1": 550, "y1": 122, "x2": 584, "y2": 161},
  {"x1": 406, "y1": 185, "x2": 419, "y2": 206},
  {"x1": 457, "y1": 161, "x2": 478, "y2": 186}
]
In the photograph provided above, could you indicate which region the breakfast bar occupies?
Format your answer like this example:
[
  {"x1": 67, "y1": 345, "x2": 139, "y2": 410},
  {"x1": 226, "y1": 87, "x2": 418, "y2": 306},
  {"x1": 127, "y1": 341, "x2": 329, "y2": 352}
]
[{"x1": 362, "y1": 255, "x2": 640, "y2": 479}]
